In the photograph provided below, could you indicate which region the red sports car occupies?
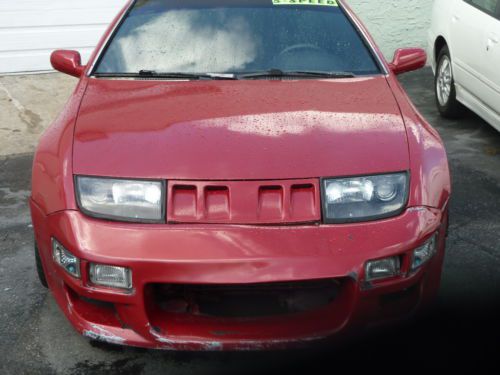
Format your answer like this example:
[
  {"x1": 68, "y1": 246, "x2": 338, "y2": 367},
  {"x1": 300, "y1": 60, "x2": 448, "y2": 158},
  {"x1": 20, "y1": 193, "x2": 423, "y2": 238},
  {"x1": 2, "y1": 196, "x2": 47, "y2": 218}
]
[{"x1": 31, "y1": 0, "x2": 450, "y2": 350}]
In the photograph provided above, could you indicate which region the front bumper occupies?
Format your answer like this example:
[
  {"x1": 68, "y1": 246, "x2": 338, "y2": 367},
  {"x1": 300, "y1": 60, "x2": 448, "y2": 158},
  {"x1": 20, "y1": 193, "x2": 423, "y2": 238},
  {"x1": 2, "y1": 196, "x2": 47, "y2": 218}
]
[{"x1": 31, "y1": 199, "x2": 447, "y2": 350}]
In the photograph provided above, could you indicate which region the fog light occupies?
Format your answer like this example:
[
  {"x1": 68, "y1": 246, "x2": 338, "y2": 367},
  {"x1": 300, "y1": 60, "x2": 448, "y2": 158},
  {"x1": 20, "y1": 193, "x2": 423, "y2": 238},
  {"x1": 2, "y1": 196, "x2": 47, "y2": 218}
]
[
  {"x1": 89, "y1": 264, "x2": 132, "y2": 290},
  {"x1": 365, "y1": 256, "x2": 400, "y2": 281},
  {"x1": 52, "y1": 238, "x2": 80, "y2": 278},
  {"x1": 411, "y1": 234, "x2": 438, "y2": 271}
]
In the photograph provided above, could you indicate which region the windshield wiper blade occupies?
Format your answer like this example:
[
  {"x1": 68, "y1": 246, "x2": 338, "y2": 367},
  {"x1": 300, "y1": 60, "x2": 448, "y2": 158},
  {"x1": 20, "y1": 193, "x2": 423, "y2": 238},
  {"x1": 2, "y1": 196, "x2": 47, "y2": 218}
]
[
  {"x1": 94, "y1": 71, "x2": 236, "y2": 80},
  {"x1": 237, "y1": 69, "x2": 355, "y2": 79},
  {"x1": 292, "y1": 70, "x2": 356, "y2": 78},
  {"x1": 138, "y1": 70, "x2": 236, "y2": 80}
]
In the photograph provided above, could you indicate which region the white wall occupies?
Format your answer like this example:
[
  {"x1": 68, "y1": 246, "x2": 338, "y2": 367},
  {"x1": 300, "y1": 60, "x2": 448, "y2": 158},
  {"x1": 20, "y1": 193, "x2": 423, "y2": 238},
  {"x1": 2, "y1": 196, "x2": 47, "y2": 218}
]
[
  {"x1": 0, "y1": 0, "x2": 433, "y2": 74},
  {"x1": 348, "y1": 0, "x2": 434, "y2": 60},
  {"x1": 0, "y1": 0, "x2": 125, "y2": 74}
]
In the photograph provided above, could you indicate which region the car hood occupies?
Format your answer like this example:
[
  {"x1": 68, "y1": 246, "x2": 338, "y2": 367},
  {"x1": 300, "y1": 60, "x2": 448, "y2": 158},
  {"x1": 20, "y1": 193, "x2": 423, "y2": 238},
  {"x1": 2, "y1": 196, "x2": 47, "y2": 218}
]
[{"x1": 73, "y1": 76, "x2": 409, "y2": 180}]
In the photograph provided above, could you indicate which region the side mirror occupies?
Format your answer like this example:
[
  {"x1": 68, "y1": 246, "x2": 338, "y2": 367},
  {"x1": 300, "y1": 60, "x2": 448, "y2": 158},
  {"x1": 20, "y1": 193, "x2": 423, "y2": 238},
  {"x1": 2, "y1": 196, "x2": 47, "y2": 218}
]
[
  {"x1": 50, "y1": 50, "x2": 85, "y2": 78},
  {"x1": 389, "y1": 48, "x2": 427, "y2": 75}
]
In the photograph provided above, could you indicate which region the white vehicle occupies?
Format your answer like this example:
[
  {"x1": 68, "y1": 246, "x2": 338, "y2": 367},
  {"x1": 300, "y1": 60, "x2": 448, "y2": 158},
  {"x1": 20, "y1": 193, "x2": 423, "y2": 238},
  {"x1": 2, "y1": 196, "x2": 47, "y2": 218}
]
[{"x1": 428, "y1": 0, "x2": 500, "y2": 131}]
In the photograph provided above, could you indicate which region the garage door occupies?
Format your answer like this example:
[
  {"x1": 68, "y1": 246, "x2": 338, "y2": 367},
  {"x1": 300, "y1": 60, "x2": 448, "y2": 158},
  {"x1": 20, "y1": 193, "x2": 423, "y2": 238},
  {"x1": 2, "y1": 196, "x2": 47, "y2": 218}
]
[{"x1": 0, "y1": 0, "x2": 127, "y2": 74}]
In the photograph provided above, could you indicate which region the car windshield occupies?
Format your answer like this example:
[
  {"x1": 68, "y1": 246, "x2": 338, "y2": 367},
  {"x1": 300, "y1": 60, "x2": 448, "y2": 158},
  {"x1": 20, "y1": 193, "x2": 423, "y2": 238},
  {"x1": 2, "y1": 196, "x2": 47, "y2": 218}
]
[{"x1": 94, "y1": 0, "x2": 380, "y2": 77}]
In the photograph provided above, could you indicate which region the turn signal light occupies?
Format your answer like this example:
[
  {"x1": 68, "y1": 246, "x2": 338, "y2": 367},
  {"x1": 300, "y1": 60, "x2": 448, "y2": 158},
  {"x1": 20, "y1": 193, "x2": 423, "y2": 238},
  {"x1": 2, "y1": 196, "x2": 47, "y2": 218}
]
[{"x1": 52, "y1": 238, "x2": 80, "y2": 278}]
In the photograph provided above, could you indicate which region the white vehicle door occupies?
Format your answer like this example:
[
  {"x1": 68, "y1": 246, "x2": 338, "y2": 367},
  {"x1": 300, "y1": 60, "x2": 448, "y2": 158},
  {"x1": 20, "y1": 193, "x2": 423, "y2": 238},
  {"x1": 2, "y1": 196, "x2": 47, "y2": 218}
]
[{"x1": 450, "y1": 0, "x2": 500, "y2": 113}]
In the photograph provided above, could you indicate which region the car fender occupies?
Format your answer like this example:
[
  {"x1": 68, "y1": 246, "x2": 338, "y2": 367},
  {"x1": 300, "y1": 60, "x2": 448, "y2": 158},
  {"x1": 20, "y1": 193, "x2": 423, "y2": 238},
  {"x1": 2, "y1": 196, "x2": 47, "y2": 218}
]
[
  {"x1": 30, "y1": 0, "x2": 133, "y2": 215},
  {"x1": 31, "y1": 80, "x2": 87, "y2": 215},
  {"x1": 386, "y1": 75, "x2": 451, "y2": 211}
]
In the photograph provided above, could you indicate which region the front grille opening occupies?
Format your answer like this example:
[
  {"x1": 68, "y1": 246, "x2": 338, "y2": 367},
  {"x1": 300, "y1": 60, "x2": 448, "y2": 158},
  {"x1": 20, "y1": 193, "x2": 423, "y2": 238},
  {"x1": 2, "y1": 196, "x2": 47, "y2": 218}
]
[
  {"x1": 65, "y1": 285, "x2": 122, "y2": 327},
  {"x1": 377, "y1": 284, "x2": 420, "y2": 318},
  {"x1": 379, "y1": 284, "x2": 419, "y2": 306},
  {"x1": 149, "y1": 279, "x2": 341, "y2": 318}
]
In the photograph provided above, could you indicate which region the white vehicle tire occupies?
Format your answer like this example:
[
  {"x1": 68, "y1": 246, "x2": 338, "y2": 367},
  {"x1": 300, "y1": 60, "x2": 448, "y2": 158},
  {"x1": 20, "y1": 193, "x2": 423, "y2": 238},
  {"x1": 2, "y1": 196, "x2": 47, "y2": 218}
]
[{"x1": 435, "y1": 45, "x2": 465, "y2": 118}]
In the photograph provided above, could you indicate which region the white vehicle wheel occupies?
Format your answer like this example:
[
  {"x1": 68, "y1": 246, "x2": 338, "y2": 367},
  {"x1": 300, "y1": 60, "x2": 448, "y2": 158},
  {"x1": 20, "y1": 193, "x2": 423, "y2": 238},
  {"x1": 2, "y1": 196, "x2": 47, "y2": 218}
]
[
  {"x1": 435, "y1": 45, "x2": 465, "y2": 118},
  {"x1": 437, "y1": 56, "x2": 452, "y2": 106}
]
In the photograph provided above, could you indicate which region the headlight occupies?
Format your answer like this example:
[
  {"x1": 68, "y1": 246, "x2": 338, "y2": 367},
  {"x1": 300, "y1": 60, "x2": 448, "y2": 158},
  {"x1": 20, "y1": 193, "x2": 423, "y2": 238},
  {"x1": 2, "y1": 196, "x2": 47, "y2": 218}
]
[
  {"x1": 321, "y1": 172, "x2": 408, "y2": 223},
  {"x1": 75, "y1": 176, "x2": 165, "y2": 222}
]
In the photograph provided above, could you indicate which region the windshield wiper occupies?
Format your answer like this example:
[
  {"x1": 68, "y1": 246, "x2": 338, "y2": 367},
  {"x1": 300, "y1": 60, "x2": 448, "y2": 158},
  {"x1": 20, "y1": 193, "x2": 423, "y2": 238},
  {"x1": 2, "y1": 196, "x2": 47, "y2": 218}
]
[
  {"x1": 237, "y1": 69, "x2": 355, "y2": 79},
  {"x1": 94, "y1": 70, "x2": 236, "y2": 80},
  {"x1": 138, "y1": 70, "x2": 236, "y2": 80},
  {"x1": 94, "y1": 69, "x2": 354, "y2": 80}
]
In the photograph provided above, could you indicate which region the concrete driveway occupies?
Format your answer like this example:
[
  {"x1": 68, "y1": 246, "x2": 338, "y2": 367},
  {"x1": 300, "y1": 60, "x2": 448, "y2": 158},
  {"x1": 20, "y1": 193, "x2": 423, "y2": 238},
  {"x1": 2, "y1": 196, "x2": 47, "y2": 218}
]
[{"x1": 0, "y1": 69, "x2": 499, "y2": 374}]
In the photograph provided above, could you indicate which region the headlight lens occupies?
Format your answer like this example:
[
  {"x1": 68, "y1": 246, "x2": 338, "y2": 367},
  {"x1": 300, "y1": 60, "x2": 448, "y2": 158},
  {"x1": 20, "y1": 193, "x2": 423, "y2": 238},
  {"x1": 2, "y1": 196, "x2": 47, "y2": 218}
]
[
  {"x1": 76, "y1": 176, "x2": 165, "y2": 222},
  {"x1": 322, "y1": 172, "x2": 408, "y2": 223}
]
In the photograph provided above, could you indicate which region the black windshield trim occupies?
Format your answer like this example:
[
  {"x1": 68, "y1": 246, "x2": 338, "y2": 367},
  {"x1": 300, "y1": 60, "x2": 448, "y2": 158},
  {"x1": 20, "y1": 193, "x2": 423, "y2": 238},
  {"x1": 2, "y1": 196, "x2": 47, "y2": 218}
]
[
  {"x1": 89, "y1": 0, "x2": 138, "y2": 77},
  {"x1": 336, "y1": 1, "x2": 386, "y2": 74}
]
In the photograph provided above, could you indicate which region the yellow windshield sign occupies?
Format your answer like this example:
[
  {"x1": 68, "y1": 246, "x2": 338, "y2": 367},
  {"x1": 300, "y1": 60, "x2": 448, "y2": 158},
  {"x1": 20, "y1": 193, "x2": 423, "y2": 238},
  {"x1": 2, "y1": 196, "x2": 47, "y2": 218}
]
[{"x1": 272, "y1": 0, "x2": 338, "y2": 6}]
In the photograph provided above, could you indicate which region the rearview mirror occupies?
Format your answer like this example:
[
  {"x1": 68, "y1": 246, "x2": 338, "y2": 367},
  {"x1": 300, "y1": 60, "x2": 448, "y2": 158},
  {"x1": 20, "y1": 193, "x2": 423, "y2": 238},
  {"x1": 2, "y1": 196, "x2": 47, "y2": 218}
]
[
  {"x1": 50, "y1": 50, "x2": 85, "y2": 78},
  {"x1": 389, "y1": 48, "x2": 427, "y2": 75}
]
